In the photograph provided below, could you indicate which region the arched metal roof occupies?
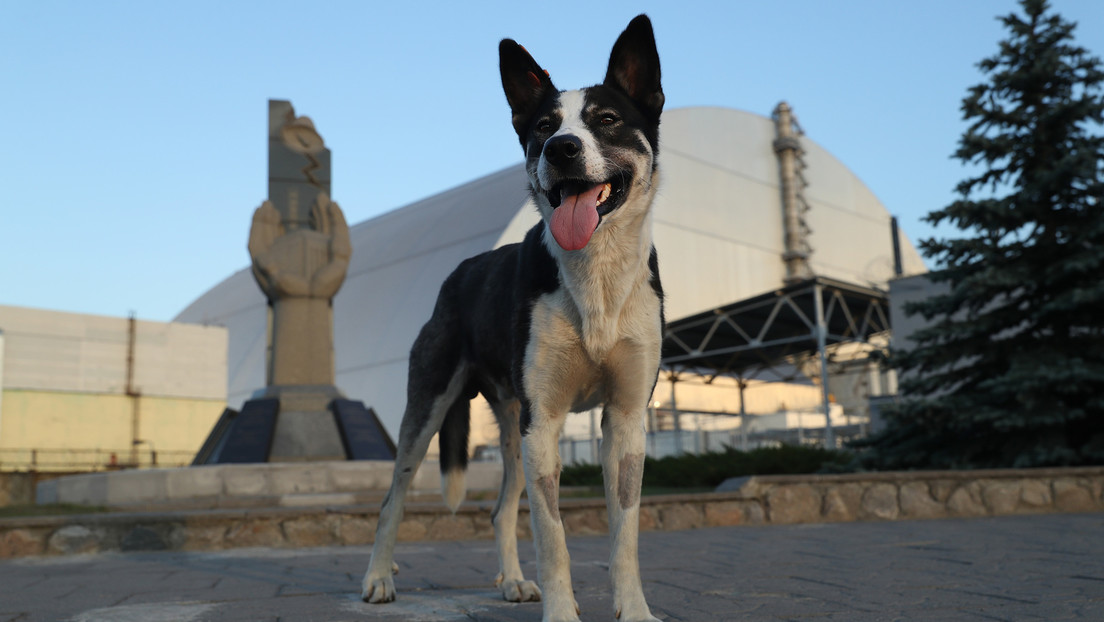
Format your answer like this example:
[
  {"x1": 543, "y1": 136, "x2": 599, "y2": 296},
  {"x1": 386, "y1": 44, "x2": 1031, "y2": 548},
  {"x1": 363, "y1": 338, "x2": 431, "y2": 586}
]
[{"x1": 175, "y1": 106, "x2": 926, "y2": 437}]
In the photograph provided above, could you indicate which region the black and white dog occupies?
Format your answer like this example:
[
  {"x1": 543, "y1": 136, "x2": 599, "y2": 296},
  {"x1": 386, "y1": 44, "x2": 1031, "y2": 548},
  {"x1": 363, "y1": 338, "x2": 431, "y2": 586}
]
[{"x1": 362, "y1": 15, "x2": 665, "y2": 622}]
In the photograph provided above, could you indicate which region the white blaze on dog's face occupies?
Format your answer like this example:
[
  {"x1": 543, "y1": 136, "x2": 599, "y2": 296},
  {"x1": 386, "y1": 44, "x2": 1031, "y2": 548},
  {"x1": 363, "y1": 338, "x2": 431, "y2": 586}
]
[
  {"x1": 499, "y1": 21, "x2": 664, "y2": 252},
  {"x1": 526, "y1": 88, "x2": 656, "y2": 252}
]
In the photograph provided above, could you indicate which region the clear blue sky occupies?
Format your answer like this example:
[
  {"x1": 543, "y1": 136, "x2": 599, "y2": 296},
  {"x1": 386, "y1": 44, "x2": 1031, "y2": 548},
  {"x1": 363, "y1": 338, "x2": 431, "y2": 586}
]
[{"x1": 2, "y1": 1, "x2": 1102, "y2": 322}]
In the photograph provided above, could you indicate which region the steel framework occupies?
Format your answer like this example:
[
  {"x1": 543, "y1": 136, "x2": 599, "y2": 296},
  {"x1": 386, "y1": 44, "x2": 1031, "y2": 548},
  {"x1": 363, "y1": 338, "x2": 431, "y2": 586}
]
[{"x1": 660, "y1": 276, "x2": 892, "y2": 447}]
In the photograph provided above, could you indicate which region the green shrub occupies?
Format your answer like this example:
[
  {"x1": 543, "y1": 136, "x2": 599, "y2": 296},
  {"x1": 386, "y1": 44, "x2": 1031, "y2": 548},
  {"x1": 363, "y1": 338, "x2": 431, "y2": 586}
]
[
  {"x1": 559, "y1": 462, "x2": 603, "y2": 486},
  {"x1": 560, "y1": 445, "x2": 852, "y2": 489}
]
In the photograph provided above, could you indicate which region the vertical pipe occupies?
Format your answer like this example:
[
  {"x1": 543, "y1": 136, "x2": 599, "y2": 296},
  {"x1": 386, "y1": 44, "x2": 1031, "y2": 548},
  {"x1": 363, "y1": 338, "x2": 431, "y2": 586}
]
[
  {"x1": 126, "y1": 313, "x2": 141, "y2": 466},
  {"x1": 738, "y1": 378, "x2": 749, "y2": 451},
  {"x1": 813, "y1": 284, "x2": 835, "y2": 448},
  {"x1": 694, "y1": 414, "x2": 701, "y2": 454},
  {"x1": 864, "y1": 360, "x2": 879, "y2": 437},
  {"x1": 890, "y1": 216, "x2": 903, "y2": 277},
  {"x1": 0, "y1": 330, "x2": 5, "y2": 448},
  {"x1": 589, "y1": 407, "x2": 598, "y2": 465},
  {"x1": 647, "y1": 403, "x2": 657, "y2": 458},
  {"x1": 669, "y1": 374, "x2": 682, "y2": 454}
]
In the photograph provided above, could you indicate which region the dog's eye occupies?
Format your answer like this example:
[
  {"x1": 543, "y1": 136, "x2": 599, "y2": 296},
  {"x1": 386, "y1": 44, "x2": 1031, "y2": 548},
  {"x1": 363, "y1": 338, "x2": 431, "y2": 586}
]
[
  {"x1": 599, "y1": 114, "x2": 619, "y2": 126},
  {"x1": 536, "y1": 119, "x2": 553, "y2": 133}
]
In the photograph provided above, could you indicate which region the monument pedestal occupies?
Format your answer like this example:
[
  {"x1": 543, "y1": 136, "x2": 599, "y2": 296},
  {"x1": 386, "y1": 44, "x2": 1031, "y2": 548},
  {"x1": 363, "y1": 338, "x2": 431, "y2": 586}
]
[
  {"x1": 264, "y1": 385, "x2": 345, "y2": 461},
  {"x1": 193, "y1": 389, "x2": 395, "y2": 465}
]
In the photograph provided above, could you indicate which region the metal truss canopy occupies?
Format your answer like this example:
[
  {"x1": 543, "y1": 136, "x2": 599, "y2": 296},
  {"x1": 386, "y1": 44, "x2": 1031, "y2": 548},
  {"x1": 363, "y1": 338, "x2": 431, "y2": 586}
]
[{"x1": 661, "y1": 276, "x2": 891, "y2": 379}]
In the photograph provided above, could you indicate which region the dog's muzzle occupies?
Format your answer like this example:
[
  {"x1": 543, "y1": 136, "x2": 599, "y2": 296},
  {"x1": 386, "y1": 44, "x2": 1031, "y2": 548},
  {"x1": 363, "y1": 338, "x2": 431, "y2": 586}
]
[{"x1": 543, "y1": 134, "x2": 583, "y2": 170}]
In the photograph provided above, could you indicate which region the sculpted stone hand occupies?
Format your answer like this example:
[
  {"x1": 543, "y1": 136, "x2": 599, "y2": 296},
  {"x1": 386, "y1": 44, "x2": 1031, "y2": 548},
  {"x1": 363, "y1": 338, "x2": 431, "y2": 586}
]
[
  {"x1": 305, "y1": 192, "x2": 352, "y2": 299},
  {"x1": 248, "y1": 192, "x2": 351, "y2": 300},
  {"x1": 248, "y1": 191, "x2": 351, "y2": 388},
  {"x1": 248, "y1": 200, "x2": 301, "y2": 297}
]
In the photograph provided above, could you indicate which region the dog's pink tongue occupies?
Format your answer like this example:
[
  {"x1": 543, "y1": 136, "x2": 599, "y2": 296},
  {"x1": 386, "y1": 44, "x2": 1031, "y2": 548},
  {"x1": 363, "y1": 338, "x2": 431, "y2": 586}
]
[{"x1": 549, "y1": 185, "x2": 602, "y2": 251}]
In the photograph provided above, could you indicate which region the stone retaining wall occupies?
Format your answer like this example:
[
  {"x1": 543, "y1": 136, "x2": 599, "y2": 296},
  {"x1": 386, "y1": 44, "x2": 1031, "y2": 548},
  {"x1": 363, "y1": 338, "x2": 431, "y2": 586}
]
[
  {"x1": 713, "y1": 466, "x2": 1104, "y2": 524},
  {"x1": 2, "y1": 466, "x2": 1101, "y2": 559},
  {"x1": 0, "y1": 471, "x2": 76, "y2": 507},
  {"x1": 0, "y1": 473, "x2": 35, "y2": 507},
  {"x1": 35, "y1": 461, "x2": 503, "y2": 508}
]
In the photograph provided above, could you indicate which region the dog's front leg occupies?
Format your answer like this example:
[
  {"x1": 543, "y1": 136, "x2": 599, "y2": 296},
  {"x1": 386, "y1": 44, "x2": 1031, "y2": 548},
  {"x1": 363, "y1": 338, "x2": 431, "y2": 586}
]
[
  {"x1": 600, "y1": 410, "x2": 660, "y2": 621},
  {"x1": 601, "y1": 344, "x2": 661, "y2": 622},
  {"x1": 523, "y1": 411, "x2": 579, "y2": 622}
]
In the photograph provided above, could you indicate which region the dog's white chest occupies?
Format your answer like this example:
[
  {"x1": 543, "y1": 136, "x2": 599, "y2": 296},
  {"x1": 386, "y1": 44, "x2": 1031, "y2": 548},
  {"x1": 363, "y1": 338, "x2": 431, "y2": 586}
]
[
  {"x1": 524, "y1": 280, "x2": 661, "y2": 413},
  {"x1": 553, "y1": 239, "x2": 658, "y2": 353}
]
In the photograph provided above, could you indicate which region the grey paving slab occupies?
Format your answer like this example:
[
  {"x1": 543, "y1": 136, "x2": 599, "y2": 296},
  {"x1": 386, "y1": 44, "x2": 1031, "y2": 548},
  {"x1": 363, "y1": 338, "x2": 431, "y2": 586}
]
[{"x1": 1, "y1": 513, "x2": 1102, "y2": 621}]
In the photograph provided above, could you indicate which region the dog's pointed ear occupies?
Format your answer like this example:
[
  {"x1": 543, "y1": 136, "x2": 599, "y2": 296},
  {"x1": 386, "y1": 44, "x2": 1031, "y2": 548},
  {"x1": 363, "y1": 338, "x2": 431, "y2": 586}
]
[
  {"x1": 604, "y1": 14, "x2": 664, "y2": 122},
  {"x1": 500, "y1": 39, "x2": 556, "y2": 140}
]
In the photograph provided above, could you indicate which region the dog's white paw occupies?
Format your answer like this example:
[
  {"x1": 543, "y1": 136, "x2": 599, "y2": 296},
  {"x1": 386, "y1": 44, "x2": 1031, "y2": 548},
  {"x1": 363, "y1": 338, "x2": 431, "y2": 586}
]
[
  {"x1": 614, "y1": 600, "x2": 661, "y2": 621},
  {"x1": 613, "y1": 605, "x2": 662, "y2": 618},
  {"x1": 497, "y1": 576, "x2": 541, "y2": 602},
  {"x1": 361, "y1": 570, "x2": 397, "y2": 603},
  {"x1": 539, "y1": 596, "x2": 581, "y2": 622}
]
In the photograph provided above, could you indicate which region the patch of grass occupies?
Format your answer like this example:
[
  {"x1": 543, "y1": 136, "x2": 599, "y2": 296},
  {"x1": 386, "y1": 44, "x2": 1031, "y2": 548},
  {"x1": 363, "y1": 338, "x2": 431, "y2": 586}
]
[
  {"x1": 560, "y1": 445, "x2": 853, "y2": 490},
  {"x1": 0, "y1": 503, "x2": 110, "y2": 519}
]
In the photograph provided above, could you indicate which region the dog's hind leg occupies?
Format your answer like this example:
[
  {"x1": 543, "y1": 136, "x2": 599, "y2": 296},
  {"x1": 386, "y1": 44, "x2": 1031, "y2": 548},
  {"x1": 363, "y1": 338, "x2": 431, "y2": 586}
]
[
  {"x1": 489, "y1": 398, "x2": 541, "y2": 602},
  {"x1": 599, "y1": 343, "x2": 661, "y2": 622},
  {"x1": 362, "y1": 319, "x2": 469, "y2": 604},
  {"x1": 362, "y1": 370, "x2": 467, "y2": 603}
]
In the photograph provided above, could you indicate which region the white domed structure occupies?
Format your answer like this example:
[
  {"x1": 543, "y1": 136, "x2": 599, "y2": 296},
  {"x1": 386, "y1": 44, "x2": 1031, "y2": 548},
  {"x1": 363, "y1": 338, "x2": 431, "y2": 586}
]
[{"x1": 176, "y1": 106, "x2": 926, "y2": 439}]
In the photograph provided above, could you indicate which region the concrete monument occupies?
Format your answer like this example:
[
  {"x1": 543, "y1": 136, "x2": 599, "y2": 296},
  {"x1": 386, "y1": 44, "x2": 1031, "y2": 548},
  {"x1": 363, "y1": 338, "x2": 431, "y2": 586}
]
[{"x1": 194, "y1": 100, "x2": 394, "y2": 464}]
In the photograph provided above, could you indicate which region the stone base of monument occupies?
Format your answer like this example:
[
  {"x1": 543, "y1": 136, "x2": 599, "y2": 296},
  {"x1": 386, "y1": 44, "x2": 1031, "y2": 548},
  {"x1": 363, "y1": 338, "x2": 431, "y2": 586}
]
[
  {"x1": 192, "y1": 389, "x2": 396, "y2": 464},
  {"x1": 265, "y1": 385, "x2": 347, "y2": 461},
  {"x1": 35, "y1": 460, "x2": 505, "y2": 510}
]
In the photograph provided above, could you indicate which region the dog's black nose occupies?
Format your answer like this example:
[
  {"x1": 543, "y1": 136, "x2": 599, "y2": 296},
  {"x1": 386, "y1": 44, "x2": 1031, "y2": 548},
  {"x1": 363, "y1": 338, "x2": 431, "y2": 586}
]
[{"x1": 543, "y1": 135, "x2": 582, "y2": 166}]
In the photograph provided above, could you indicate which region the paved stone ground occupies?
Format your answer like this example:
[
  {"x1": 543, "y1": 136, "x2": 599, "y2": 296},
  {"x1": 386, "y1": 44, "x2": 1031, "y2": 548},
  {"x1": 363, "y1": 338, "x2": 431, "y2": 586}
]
[{"x1": 1, "y1": 513, "x2": 1102, "y2": 622}]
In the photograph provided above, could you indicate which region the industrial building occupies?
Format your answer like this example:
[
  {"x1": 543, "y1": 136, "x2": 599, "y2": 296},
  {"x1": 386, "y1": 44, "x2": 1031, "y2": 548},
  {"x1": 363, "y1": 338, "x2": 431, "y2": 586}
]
[{"x1": 0, "y1": 306, "x2": 227, "y2": 471}]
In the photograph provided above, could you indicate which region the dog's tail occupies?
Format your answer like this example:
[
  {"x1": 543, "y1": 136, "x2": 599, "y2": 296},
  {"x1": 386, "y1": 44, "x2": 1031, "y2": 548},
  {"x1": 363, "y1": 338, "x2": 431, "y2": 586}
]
[{"x1": 438, "y1": 393, "x2": 470, "y2": 513}]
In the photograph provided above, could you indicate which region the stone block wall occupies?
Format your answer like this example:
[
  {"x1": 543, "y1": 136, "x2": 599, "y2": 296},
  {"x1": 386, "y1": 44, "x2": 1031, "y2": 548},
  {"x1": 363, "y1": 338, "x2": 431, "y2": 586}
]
[
  {"x1": 0, "y1": 473, "x2": 35, "y2": 507},
  {"x1": 713, "y1": 466, "x2": 1103, "y2": 525},
  {"x1": 1, "y1": 466, "x2": 1102, "y2": 559}
]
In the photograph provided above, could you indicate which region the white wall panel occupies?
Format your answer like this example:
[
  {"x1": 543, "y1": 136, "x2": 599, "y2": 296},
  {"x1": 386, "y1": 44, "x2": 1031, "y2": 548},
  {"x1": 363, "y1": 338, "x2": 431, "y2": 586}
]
[{"x1": 0, "y1": 306, "x2": 226, "y2": 400}]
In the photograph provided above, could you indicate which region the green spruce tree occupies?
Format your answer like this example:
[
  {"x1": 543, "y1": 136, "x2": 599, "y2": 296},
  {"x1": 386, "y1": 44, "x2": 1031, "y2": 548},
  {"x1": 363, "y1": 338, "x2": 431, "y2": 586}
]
[{"x1": 862, "y1": 0, "x2": 1104, "y2": 469}]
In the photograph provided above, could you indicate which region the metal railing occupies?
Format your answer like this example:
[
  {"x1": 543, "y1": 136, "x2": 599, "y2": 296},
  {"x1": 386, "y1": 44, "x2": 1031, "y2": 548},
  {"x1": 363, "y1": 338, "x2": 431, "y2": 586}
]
[
  {"x1": 0, "y1": 448, "x2": 196, "y2": 472},
  {"x1": 556, "y1": 425, "x2": 867, "y2": 465}
]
